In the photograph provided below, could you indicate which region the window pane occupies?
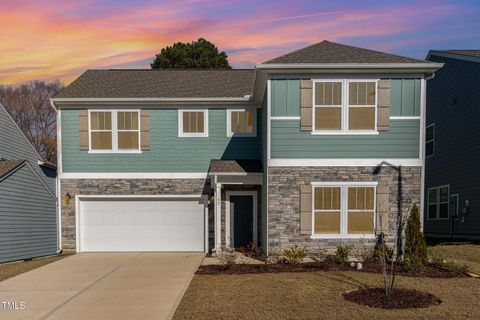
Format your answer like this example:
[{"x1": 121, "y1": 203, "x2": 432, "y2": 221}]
[
  {"x1": 365, "y1": 187, "x2": 374, "y2": 210},
  {"x1": 90, "y1": 112, "x2": 111, "y2": 130},
  {"x1": 349, "y1": 82, "x2": 358, "y2": 105},
  {"x1": 357, "y1": 82, "x2": 367, "y2": 105},
  {"x1": 183, "y1": 111, "x2": 191, "y2": 132},
  {"x1": 348, "y1": 211, "x2": 374, "y2": 234},
  {"x1": 348, "y1": 187, "x2": 374, "y2": 210},
  {"x1": 238, "y1": 112, "x2": 246, "y2": 132},
  {"x1": 316, "y1": 82, "x2": 341, "y2": 105},
  {"x1": 426, "y1": 141, "x2": 434, "y2": 157},
  {"x1": 428, "y1": 189, "x2": 438, "y2": 204},
  {"x1": 440, "y1": 187, "x2": 449, "y2": 202},
  {"x1": 439, "y1": 203, "x2": 449, "y2": 219},
  {"x1": 349, "y1": 107, "x2": 375, "y2": 130},
  {"x1": 118, "y1": 132, "x2": 139, "y2": 149},
  {"x1": 245, "y1": 111, "x2": 254, "y2": 133},
  {"x1": 367, "y1": 82, "x2": 376, "y2": 105},
  {"x1": 91, "y1": 132, "x2": 112, "y2": 149},
  {"x1": 118, "y1": 112, "x2": 138, "y2": 131},
  {"x1": 314, "y1": 211, "x2": 340, "y2": 234},
  {"x1": 426, "y1": 126, "x2": 434, "y2": 141},
  {"x1": 315, "y1": 107, "x2": 341, "y2": 130},
  {"x1": 428, "y1": 204, "x2": 437, "y2": 219},
  {"x1": 315, "y1": 187, "x2": 340, "y2": 210},
  {"x1": 196, "y1": 112, "x2": 204, "y2": 132},
  {"x1": 117, "y1": 112, "x2": 125, "y2": 130}
]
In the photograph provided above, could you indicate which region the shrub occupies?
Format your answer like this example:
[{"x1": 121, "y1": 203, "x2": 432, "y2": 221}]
[
  {"x1": 403, "y1": 204, "x2": 428, "y2": 272},
  {"x1": 429, "y1": 253, "x2": 470, "y2": 274},
  {"x1": 239, "y1": 241, "x2": 264, "y2": 259},
  {"x1": 373, "y1": 243, "x2": 394, "y2": 262},
  {"x1": 216, "y1": 247, "x2": 238, "y2": 266},
  {"x1": 334, "y1": 244, "x2": 351, "y2": 265},
  {"x1": 280, "y1": 245, "x2": 306, "y2": 264}
]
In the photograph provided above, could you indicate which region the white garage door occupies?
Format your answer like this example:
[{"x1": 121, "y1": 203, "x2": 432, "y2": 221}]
[{"x1": 78, "y1": 198, "x2": 205, "y2": 252}]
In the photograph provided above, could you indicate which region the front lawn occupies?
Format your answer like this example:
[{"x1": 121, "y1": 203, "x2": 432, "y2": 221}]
[
  {"x1": 0, "y1": 255, "x2": 67, "y2": 282},
  {"x1": 428, "y1": 241, "x2": 480, "y2": 274},
  {"x1": 173, "y1": 271, "x2": 480, "y2": 320}
]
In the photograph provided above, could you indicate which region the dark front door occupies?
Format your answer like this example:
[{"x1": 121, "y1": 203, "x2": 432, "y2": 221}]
[{"x1": 230, "y1": 195, "x2": 254, "y2": 248}]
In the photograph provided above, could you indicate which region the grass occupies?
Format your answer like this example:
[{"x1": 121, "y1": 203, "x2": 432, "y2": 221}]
[
  {"x1": 428, "y1": 241, "x2": 480, "y2": 274},
  {"x1": 173, "y1": 271, "x2": 480, "y2": 320},
  {"x1": 174, "y1": 242, "x2": 480, "y2": 319},
  {"x1": 0, "y1": 255, "x2": 67, "y2": 282}
]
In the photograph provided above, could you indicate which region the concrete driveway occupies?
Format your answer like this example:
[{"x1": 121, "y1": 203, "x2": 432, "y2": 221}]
[{"x1": 0, "y1": 253, "x2": 204, "y2": 320}]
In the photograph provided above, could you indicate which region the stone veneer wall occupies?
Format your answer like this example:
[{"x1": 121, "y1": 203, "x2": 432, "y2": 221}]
[
  {"x1": 60, "y1": 179, "x2": 211, "y2": 252},
  {"x1": 267, "y1": 166, "x2": 421, "y2": 255}
]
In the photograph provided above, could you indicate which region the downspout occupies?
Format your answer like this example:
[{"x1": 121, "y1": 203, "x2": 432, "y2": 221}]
[
  {"x1": 50, "y1": 99, "x2": 62, "y2": 254},
  {"x1": 421, "y1": 73, "x2": 435, "y2": 234}
]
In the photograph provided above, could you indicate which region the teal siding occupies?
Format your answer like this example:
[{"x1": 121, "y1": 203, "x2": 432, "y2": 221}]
[
  {"x1": 62, "y1": 109, "x2": 260, "y2": 172},
  {"x1": 391, "y1": 79, "x2": 421, "y2": 116},
  {"x1": 271, "y1": 78, "x2": 421, "y2": 117},
  {"x1": 271, "y1": 79, "x2": 300, "y2": 117},
  {"x1": 271, "y1": 119, "x2": 419, "y2": 158}
]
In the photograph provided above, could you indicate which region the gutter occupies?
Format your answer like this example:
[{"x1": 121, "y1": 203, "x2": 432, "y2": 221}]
[
  {"x1": 255, "y1": 62, "x2": 444, "y2": 71},
  {"x1": 51, "y1": 96, "x2": 251, "y2": 103}
]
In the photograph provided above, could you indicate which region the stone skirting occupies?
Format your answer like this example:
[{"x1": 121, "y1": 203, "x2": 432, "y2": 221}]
[
  {"x1": 267, "y1": 166, "x2": 422, "y2": 254},
  {"x1": 60, "y1": 178, "x2": 211, "y2": 252}
]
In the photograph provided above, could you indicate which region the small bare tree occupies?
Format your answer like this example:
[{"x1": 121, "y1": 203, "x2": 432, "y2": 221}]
[{"x1": 0, "y1": 81, "x2": 62, "y2": 162}]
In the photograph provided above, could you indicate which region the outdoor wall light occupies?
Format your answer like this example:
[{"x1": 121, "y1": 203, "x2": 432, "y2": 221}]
[{"x1": 64, "y1": 192, "x2": 72, "y2": 205}]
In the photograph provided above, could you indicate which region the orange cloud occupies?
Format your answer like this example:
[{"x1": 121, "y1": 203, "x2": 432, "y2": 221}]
[{"x1": 0, "y1": 1, "x2": 472, "y2": 85}]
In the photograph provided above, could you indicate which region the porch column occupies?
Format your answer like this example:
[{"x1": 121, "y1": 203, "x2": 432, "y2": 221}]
[{"x1": 214, "y1": 181, "x2": 222, "y2": 250}]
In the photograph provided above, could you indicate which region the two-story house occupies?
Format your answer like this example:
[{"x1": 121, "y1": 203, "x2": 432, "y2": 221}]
[
  {"x1": 424, "y1": 50, "x2": 480, "y2": 240},
  {"x1": 51, "y1": 41, "x2": 442, "y2": 254}
]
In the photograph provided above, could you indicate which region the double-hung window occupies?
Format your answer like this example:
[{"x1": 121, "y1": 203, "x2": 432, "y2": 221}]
[
  {"x1": 179, "y1": 109, "x2": 208, "y2": 137},
  {"x1": 312, "y1": 182, "x2": 376, "y2": 238},
  {"x1": 313, "y1": 80, "x2": 377, "y2": 133},
  {"x1": 428, "y1": 185, "x2": 449, "y2": 220},
  {"x1": 227, "y1": 109, "x2": 256, "y2": 137},
  {"x1": 89, "y1": 110, "x2": 140, "y2": 152}
]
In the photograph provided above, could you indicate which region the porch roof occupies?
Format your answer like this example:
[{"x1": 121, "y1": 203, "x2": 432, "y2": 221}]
[{"x1": 208, "y1": 160, "x2": 263, "y2": 176}]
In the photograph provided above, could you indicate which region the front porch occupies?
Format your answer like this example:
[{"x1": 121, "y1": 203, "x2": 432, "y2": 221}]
[{"x1": 208, "y1": 160, "x2": 263, "y2": 251}]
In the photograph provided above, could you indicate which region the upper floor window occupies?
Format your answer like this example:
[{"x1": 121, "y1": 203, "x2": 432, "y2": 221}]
[
  {"x1": 313, "y1": 80, "x2": 377, "y2": 133},
  {"x1": 89, "y1": 110, "x2": 140, "y2": 152},
  {"x1": 428, "y1": 185, "x2": 449, "y2": 220},
  {"x1": 179, "y1": 110, "x2": 208, "y2": 137},
  {"x1": 227, "y1": 109, "x2": 256, "y2": 137},
  {"x1": 426, "y1": 124, "x2": 435, "y2": 157},
  {"x1": 312, "y1": 182, "x2": 376, "y2": 238}
]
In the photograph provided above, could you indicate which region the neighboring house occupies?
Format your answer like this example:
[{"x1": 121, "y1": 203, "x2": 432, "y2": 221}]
[
  {"x1": 0, "y1": 103, "x2": 58, "y2": 263},
  {"x1": 51, "y1": 40, "x2": 442, "y2": 254},
  {"x1": 424, "y1": 50, "x2": 480, "y2": 240}
]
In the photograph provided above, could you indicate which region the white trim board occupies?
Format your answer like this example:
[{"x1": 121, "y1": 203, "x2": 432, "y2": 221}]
[
  {"x1": 60, "y1": 172, "x2": 209, "y2": 179},
  {"x1": 268, "y1": 159, "x2": 422, "y2": 167}
]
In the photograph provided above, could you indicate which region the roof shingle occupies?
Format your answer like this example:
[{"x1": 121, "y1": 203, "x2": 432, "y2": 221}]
[
  {"x1": 209, "y1": 160, "x2": 263, "y2": 174},
  {"x1": 264, "y1": 40, "x2": 427, "y2": 64},
  {"x1": 56, "y1": 69, "x2": 254, "y2": 99}
]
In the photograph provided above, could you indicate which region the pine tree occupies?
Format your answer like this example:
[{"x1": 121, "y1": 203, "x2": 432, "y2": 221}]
[{"x1": 403, "y1": 204, "x2": 428, "y2": 272}]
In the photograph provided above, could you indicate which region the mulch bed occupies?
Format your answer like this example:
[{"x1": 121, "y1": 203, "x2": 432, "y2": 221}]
[
  {"x1": 196, "y1": 259, "x2": 466, "y2": 278},
  {"x1": 343, "y1": 288, "x2": 441, "y2": 309}
]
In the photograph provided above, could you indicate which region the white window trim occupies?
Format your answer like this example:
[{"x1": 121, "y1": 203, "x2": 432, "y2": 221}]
[
  {"x1": 88, "y1": 109, "x2": 141, "y2": 153},
  {"x1": 310, "y1": 181, "x2": 377, "y2": 239},
  {"x1": 227, "y1": 108, "x2": 257, "y2": 137},
  {"x1": 311, "y1": 79, "x2": 378, "y2": 135},
  {"x1": 425, "y1": 123, "x2": 435, "y2": 158},
  {"x1": 427, "y1": 185, "x2": 450, "y2": 220},
  {"x1": 178, "y1": 109, "x2": 209, "y2": 138}
]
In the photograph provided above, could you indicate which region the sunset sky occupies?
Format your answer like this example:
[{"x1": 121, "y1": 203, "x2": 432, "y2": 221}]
[{"x1": 1, "y1": 0, "x2": 479, "y2": 85}]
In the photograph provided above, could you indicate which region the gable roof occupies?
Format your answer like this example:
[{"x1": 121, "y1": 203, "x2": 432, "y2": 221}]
[
  {"x1": 55, "y1": 69, "x2": 254, "y2": 99},
  {"x1": 0, "y1": 160, "x2": 26, "y2": 180},
  {"x1": 432, "y1": 50, "x2": 480, "y2": 58},
  {"x1": 427, "y1": 50, "x2": 480, "y2": 64},
  {"x1": 263, "y1": 40, "x2": 427, "y2": 64}
]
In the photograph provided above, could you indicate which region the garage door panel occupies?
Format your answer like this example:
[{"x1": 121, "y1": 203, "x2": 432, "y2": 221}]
[{"x1": 79, "y1": 199, "x2": 205, "y2": 252}]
